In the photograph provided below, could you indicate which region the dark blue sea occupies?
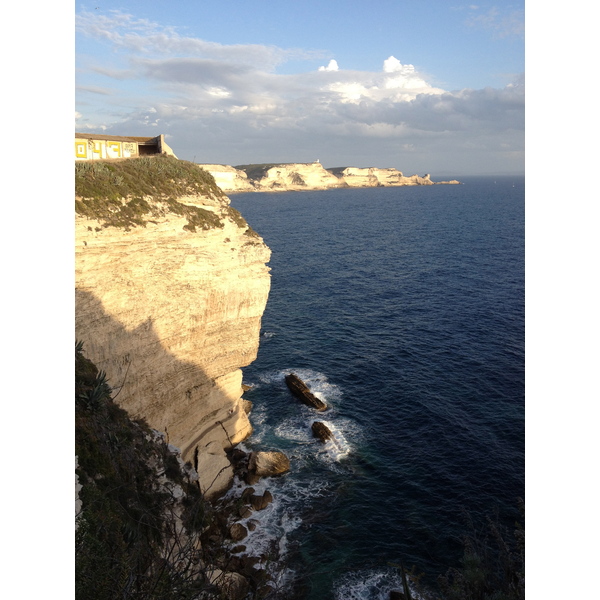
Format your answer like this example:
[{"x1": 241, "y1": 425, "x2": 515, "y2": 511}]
[{"x1": 229, "y1": 177, "x2": 524, "y2": 599}]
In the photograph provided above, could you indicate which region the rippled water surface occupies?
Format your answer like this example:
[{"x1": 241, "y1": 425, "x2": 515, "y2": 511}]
[{"x1": 230, "y1": 178, "x2": 524, "y2": 599}]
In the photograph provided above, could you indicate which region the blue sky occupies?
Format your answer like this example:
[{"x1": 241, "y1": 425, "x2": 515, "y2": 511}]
[{"x1": 75, "y1": 1, "x2": 525, "y2": 175}]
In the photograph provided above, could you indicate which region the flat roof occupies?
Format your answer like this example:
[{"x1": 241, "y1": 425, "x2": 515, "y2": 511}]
[{"x1": 75, "y1": 133, "x2": 160, "y2": 144}]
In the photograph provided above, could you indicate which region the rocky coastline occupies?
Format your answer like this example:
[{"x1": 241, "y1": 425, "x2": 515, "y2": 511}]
[
  {"x1": 74, "y1": 156, "x2": 460, "y2": 598},
  {"x1": 74, "y1": 157, "x2": 333, "y2": 598},
  {"x1": 198, "y1": 162, "x2": 460, "y2": 194},
  {"x1": 76, "y1": 341, "x2": 325, "y2": 598}
]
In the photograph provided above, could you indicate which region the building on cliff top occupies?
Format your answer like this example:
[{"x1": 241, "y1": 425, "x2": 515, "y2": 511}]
[{"x1": 75, "y1": 133, "x2": 177, "y2": 161}]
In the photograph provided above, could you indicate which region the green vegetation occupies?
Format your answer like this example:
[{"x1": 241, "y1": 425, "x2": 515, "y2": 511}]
[
  {"x1": 436, "y1": 504, "x2": 525, "y2": 600},
  {"x1": 76, "y1": 342, "x2": 212, "y2": 599},
  {"x1": 76, "y1": 155, "x2": 224, "y2": 202},
  {"x1": 75, "y1": 343, "x2": 287, "y2": 599},
  {"x1": 75, "y1": 156, "x2": 227, "y2": 231},
  {"x1": 226, "y1": 206, "x2": 260, "y2": 240}
]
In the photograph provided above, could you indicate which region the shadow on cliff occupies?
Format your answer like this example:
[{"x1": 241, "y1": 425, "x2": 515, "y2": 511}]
[{"x1": 75, "y1": 288, "x2": 253, "y2": 463}]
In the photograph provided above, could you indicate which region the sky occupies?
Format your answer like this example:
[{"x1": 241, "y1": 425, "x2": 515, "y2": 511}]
[{"x1": 75, "y1": 0, "x2": 525, "y2": 176}]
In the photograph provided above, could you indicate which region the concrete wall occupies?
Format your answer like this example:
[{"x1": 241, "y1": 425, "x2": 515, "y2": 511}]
[
  {"x1": 75, "y1": 135, "x2": 177, "y2": 161},
  {"x1": 75, "y1": 138, "x2": 141, "y2": 161}
]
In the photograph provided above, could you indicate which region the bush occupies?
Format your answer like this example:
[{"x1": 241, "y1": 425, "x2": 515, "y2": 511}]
[
  {"x1": 75, "y1": 156, "x2": 227, "y2": 231},
  {"x1": 436, "y1": 502, "x2": 525, "y2": 600},
  {"x1": 75, "y1": 342, "x2": 213, "y2": 599}
]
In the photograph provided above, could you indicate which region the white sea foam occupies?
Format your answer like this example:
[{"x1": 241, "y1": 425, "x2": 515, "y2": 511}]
[
  {"x1": 260, "y1": 331, "x2": 276, "y2": 340},
  {"x1": 312, "y1": 419, "x2": 354, "y2": 462},
  {"x1": 334, "y1": 568, "x2": 422, "y2": 600},
  {"x1": 258, "y1": 367, "x2": 344, "y2": 404},
  {"x1": 226, "y1": 474, "x2": 332, "y2": 571},
  {"x1": 230, "y1": 367, "x2": 365, "y2": 582}
]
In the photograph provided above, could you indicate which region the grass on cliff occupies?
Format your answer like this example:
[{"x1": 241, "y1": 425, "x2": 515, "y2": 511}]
[
  {"x1": 75, "y1": 343, "x2": 290, "y2": 599},
  {"x1": 75, "y1": 156, "x2": 227, "y2": 231},
  {"x1": 76, "y1": 155, "x2": 224, "y2": 202},
  {"x1": 226, "y1": 206, "x2": 261, "y2": 241},
  {"x1": 76, "y1": 343, "x2": 214, "y2": 599}
]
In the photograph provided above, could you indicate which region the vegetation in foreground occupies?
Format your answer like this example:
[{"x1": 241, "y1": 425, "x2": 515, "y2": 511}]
[
  {"x1": 75, "y1": 342, "x2": 291, "y2": 599},
  {"x1": 76, "y1": 342, "x2": 209, "y2": 599},
  {"x1": 435, "y1": 503, "x2": 524, "y2": 600}
]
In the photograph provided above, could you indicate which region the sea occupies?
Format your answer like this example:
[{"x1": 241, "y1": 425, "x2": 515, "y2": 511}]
[{"x1": 228, "y1": 177, "x2": 524, "y2": 600}]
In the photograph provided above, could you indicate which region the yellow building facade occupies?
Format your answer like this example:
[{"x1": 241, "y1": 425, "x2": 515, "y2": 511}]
[{"x1": 75, "y1": 134, "x2": 177, "y2": 161}]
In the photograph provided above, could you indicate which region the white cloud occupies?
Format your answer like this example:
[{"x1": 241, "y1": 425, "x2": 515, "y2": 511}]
[
  {"x1": 76, "y1": 10, "x2": 524, "y2": 174},
  {"x1": 77, "y1": 10, "x2": 326, "y2": 70},
  {"x1": 383, "y1": 56, "x2": 412, "y2": 73},
  {"x1": 77, "y1": 85, "x2": 112, "y2": 95},
  {"x1": 319, "y1": 59, "x2": 339, "y2": 72}
]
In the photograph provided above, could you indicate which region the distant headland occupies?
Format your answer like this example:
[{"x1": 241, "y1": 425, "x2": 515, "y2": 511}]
[{"x1": 197, "y1": 162, "x2": 461, "y2": 193}]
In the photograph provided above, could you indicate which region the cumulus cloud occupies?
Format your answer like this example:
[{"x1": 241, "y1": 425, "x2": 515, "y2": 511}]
[
  {"x1": 76, "y1": 10, "x2": 524, "y2": 174},
  {"x1": 319, "y1": 59, "x2": 339, "y2": 72}
]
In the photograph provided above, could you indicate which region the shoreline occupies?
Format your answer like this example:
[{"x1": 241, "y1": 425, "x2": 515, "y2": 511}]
[{"x1": 198, "y1": 162, "x2": 461, "y2": 195}]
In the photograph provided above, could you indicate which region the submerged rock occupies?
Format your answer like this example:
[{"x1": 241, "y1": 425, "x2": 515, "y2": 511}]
[{"x1": 285, "y1": 373, "x2": 327, "y2": 411}]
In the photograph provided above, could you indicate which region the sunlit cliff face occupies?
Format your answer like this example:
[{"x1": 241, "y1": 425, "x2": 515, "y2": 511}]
[{"x1": 76, "y1": 194, "x2": 271, "y2": 496}]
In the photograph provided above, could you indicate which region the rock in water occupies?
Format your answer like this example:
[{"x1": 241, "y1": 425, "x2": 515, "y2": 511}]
[
  {"x1": 248, "y1": 451, "x2": 290, "y2": 478},
  {"x1": 311, "y1": 421, "x2": 333, "y2": 442},
  {"x1": 249, "y1": 490, "x2": 273, "y2": 511},
  {"x1": 229, "y1": 523, "x2": 248, "y2": 542},
  {"x1": 285, "y1": 373, "x2": 327, "y2": 411}
]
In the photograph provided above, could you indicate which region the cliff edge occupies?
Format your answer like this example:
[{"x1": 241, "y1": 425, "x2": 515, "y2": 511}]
[
  {"x1": 75, "y1": 156, "x2": 271, "y2": 498},
  {"x1": 198, "y1": 162, "x2": 460, "y2": 193}
]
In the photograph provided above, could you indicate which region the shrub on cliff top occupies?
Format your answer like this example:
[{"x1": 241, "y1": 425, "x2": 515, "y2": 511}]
[
  {"x1": 75, "y1": 155, "x2": 224, "y2": 202},
  {"x1": 75, "y1": 156, "x2": 228, "y2": 231}
]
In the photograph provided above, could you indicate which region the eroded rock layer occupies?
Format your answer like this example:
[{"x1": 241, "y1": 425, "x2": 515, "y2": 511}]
[{"x1": 75, "y1": 190, "x2": 271, "y2": 497}]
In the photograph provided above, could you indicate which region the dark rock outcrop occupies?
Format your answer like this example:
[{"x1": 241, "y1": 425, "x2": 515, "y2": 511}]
[
  {"x1": 285, "y1": 373, "x2": 327, "y2": 411},
  {"x1": 229, "y1": 523, "x2": 248, "y2": 542},
  {"x1": 311, "y1": 421, "x2": 333, "y2": 442},
  {"x1": 250, "y1": 490, "x2": 273, "y2": 511}
]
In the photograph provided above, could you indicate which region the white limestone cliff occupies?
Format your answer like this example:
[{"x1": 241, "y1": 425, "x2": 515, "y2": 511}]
[
  {"x1": 198, "y1": 164, "x2": 258, "y2": 193},
  {"x1": 253, "y1": 162, "x2": 345, "y2": 191},
  {"x1": 75, "y1": 191, "x2": 271, "y2": 498},
  {"x1": 197, "y1": 162, "x2": 458, "y2": 193},
  {"x1": 336, "y1": 167, "x2": 433, "y2": 187}
]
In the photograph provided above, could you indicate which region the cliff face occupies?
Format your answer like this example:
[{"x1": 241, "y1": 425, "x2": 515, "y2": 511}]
[
  {"x1": 198, "y1": 162, "x2": 459, "y2": 193},
  {"x1": 75, "y1": 167, "x2": 271, "y2": 498},
  {"x1": 252, "y1": 162, "x2": 345, "y2": 191},
  {"x1": 336, "y1": 167, "x2": 433, "y2": 187},
  {"x1": 199, "y1": 164, "x2": 258, "y2": 193}
]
